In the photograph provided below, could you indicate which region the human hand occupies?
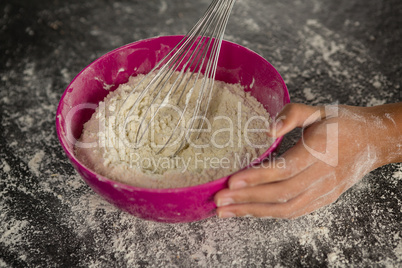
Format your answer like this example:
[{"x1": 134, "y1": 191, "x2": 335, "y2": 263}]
[{"x1": 215, "y1": 103, "x2": 402, "y2": 219}]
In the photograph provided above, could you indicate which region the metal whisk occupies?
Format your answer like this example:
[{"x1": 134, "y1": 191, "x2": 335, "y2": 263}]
[{"x1": 120, "y1": 0, "x2": 236, "y2": 156}]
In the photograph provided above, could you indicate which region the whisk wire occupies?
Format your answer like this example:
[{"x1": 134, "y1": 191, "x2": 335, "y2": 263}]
[
  {"x1": 179, "y1": 0, "x2": 236, "y2": 150},
  {"x1": 161, "y1": 0, "x2": 236, "y2": 155},
  {"x1": 132, "y1": 5, "x2": 219, "y2": 144},
  {"x1": 119, "y1": 0, "x2": 236, "y2": 155},
  {"x1": 134, "y1": 35, "x2": 211, "y2": 145}
]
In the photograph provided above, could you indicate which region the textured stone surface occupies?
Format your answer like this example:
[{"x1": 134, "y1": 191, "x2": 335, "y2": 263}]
[{"x1": 1, "y1": 0, "x2": 401, "y2": 267}]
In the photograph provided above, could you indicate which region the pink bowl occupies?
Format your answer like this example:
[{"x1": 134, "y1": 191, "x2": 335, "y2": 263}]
[{"x1": 56, "y1": 35, "x2": 290, "y2": 223}]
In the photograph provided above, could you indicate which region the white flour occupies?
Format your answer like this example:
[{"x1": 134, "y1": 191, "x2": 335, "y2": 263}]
[
  {"x1": 28, "y1": 150, "x2": 45, "y2": 176},
  {"x1": 2, "y1": 159, "x2": 11, "y2": 173},
  {"x1": 76, "y1": 73, "x2": 273, "y2": 188}
]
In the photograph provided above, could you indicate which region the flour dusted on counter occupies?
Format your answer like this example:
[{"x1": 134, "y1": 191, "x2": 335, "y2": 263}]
[{"x1": 75, "y1": 73, "x2": 273, "y2": 188}]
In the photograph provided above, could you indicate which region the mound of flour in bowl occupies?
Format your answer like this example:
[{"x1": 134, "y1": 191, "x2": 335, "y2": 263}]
[{"x1": 75, "y1": 72, "x2": 274, "y2": 188}]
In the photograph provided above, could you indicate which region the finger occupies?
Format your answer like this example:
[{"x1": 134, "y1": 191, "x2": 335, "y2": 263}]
[
  {"x1": 227, "y1": 139, "x2": 317, "y2": 189},
  {"x1": 216, "y1": 163, "x2": 334, "y2": 206},
  {"x1": 268, "y1": 103, "x2": 324, "y2": 138},
  {"x1": 217, "y1": 172, "x2": 338, "y2": 219}
]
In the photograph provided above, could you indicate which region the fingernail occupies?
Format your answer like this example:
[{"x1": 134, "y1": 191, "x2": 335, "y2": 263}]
[
  {"x1": 230, "y1": 180, "x2": 247, "y2": 190},
  {"x1": 218, "y1": 211, "x2": 236, "y2": 218},
  {"x1": 217, "y1": 197, "x2": 234, "y2": 207}
]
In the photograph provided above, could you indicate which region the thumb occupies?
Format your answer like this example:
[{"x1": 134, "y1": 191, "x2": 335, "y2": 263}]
[{"x1": 268, "y1": 103, "x2": 324, "y2": 137}]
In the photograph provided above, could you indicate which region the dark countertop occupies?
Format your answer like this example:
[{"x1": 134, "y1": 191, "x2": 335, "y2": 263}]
[{"x1": 1, "y1": 0, "x2": 401, "y2": 267}]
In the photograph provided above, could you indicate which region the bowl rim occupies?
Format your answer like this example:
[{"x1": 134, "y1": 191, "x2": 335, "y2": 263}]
[{"x1": 56, "y1": 35, "x2": 290, "y2": 194}]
